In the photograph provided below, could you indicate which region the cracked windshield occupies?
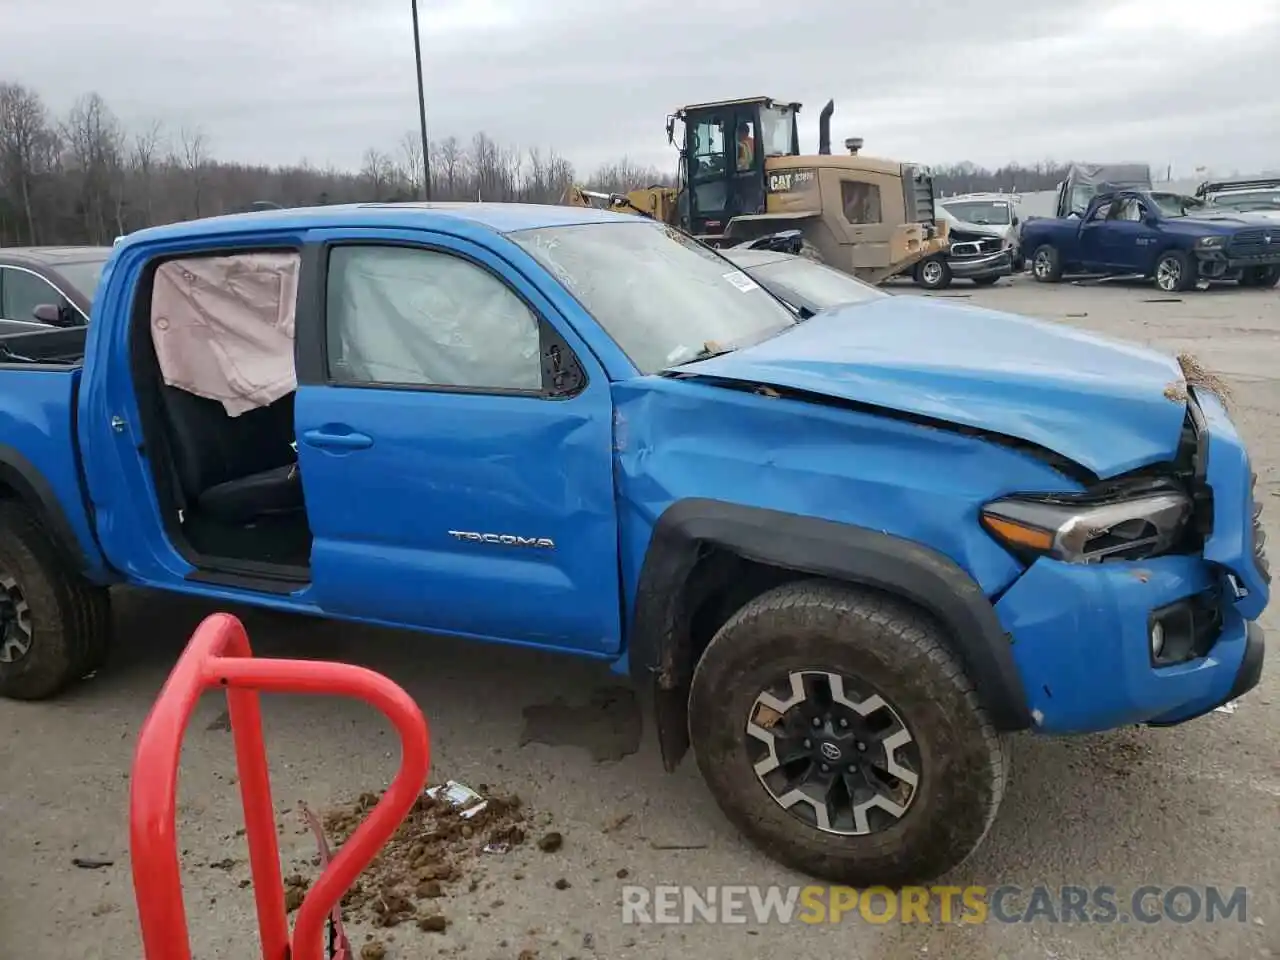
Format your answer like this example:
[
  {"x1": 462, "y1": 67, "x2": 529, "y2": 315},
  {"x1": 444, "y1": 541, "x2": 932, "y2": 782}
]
[{"x1": 512, "y1": 221, "x2": 796, "y2": 372}]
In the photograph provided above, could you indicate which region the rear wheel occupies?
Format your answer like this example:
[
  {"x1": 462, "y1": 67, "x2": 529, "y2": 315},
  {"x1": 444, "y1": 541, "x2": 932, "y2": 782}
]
[
  {"x1": 1154, "y1": 250, "x2": 1196, "y2": 292},
  {"x1": 913, "y1": 256, "x2": 952, "y2": 290},
  {"x1": 0, "y1": 502, "x2": 112, "y2": 701},
  {"x1": 1031, "y1": 244, "x2": 1063, "y2": 282},
  {"x1": 1240, "y1": 265, "x2": 1280, "y2": 288},
  {"x1": 688, "y1": 580, "x2": 1007, "y2": 886}
]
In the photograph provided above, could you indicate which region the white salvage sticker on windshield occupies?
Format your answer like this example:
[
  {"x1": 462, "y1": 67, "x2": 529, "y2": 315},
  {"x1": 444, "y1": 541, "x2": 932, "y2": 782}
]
[{"x1": 722, "y1": 270, "x2": 760, "y2": 293}]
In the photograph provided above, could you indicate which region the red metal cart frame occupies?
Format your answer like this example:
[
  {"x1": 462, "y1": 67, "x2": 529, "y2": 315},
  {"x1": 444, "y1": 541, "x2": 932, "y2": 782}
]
[{"x1": 129, "y1": 612, "x2": 431, "y2": 960}]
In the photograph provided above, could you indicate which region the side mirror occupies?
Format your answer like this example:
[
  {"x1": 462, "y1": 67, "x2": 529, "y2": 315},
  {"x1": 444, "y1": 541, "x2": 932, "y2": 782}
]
[
  {"x1": 1011, "y1": 215, "x2": 1020, "y2": 226},
  {"x1": 31, "y1": 303, "x2": 63, "y2": 325}
]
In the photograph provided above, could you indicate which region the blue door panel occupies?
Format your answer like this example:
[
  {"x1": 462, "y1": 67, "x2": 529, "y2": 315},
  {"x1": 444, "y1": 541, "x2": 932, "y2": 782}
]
[
  {"x1": 297, "y1": 385, "x2": 620, "y2": 650},
  {"x1": 293, "y1": 227, "x2": 622, "y2": 654}
]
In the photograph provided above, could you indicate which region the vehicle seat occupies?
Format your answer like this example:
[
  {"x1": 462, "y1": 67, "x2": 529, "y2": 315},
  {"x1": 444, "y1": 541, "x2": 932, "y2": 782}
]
[{"x1": 158, "y1": 385, "x2": 303, "y2": 525}]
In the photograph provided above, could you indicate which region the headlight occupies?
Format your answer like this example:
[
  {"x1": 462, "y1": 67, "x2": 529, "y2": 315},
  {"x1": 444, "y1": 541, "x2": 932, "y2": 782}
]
[
  {"x1": 1196, "y1": 235, "x2": 1226, "y2": 249},
  {"x1": 981, "y1": 487, "x2": 1193, "y2": 564}
]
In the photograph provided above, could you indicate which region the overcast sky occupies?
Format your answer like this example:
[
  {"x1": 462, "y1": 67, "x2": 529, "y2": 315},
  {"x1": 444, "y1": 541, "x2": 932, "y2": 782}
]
[{"x1": 3, "y1": 0, "x2": 1278, "y2": 178}]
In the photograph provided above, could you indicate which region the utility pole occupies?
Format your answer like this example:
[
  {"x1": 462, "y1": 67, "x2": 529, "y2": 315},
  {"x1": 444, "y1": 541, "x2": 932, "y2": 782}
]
[{"x1": 411, "y1": 0, "x2": 432, "y2": 201}]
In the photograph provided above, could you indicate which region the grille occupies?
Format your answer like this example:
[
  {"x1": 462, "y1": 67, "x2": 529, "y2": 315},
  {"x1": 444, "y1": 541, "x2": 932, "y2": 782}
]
[
  {"x1": 1251, "y1": 471, "x2": 1270, "y2": 583},
  {"x1": 1229, "y1": 228, "x2": 1277, "y2": 259},
  {"x1": 951, "y1": 236, "x2": 1003, "y2": 257}
]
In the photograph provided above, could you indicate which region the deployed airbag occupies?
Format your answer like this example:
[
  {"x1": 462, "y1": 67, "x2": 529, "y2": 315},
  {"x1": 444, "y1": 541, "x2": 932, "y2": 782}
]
[{"x1": 151, "y1": 252, "x2": 300, "y2": 416}]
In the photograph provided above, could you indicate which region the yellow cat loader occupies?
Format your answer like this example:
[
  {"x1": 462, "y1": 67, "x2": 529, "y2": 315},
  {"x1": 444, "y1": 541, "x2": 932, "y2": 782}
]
[{"x1": 563, "y1": 97, "x2": 948, "y2": 285}]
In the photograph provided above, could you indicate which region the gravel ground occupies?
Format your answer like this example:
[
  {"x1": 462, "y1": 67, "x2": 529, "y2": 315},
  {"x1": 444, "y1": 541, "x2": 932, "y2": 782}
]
[{"x1": 1, "y1": 274, "x2": 1278, "y2": 960}]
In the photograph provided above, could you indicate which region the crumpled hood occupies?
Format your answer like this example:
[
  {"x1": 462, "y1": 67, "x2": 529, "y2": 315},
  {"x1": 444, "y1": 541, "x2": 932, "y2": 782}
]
[
  {"x1": 674, "y1": 297, "x2": 1189, "y2": 478},
  {"x1": 937, "y1": 208, "x2": 1013, "y2": 243}
]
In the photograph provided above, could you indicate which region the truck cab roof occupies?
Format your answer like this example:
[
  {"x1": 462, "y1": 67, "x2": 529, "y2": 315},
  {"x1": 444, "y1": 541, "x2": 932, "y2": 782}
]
[{"x1": 118, "y1": 202, "x2": 641, "y2": 251}]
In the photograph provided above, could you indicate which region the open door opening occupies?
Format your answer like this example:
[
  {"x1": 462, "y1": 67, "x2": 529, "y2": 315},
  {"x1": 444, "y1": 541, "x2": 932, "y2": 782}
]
[{"x1": 129, "y1": 250, "x2": 313, "y2": 589}]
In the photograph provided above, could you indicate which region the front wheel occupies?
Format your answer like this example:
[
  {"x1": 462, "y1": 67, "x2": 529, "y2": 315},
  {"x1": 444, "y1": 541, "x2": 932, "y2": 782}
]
[
  {"x1": 913, "y1": 256, "x2": 952, "y2": 290},
  {"x1": 1031, "y1": 244, "x2": 1063, "y2": 282},
  {"x1": 1154, "y1": 250, "x2": 1197, "y2": 292},
  {"x1": 688, "y1": 580, "x2": 1008, "y2": 886}
]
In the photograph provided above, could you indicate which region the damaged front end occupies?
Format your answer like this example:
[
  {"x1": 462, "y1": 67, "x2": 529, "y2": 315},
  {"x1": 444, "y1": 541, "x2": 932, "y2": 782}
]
[
  {"x1": 988, "y1": 381, "x2": 1269, "y2": 733},
  {"x1": 946, "y1": 226, "x2": 1013, "y2": 281}
]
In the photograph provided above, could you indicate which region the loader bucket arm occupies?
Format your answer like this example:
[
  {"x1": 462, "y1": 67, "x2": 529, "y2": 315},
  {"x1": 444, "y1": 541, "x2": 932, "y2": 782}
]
[{"x1": 129, "y1": 612, "x2": 431, "y2": 960}]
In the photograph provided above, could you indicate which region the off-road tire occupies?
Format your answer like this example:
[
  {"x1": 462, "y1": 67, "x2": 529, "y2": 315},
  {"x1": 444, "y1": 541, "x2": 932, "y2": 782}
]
[
  {"x1": 1240, "y1": 265, "x2": 1280, "y2": 289},
  {"x1": 0, "y1": 501, "x2": 112, "y2": 700},
  {"x1": 1031, "y1": 244, "x2": 1063, "y2": 282},
  {"x1": 688, "y1": 579, "x2": 1008, "y2": 886},
  {"x1": 970, "y1": 275, "x2": 1001, "y2": 287},
  {"x1": 1154, "y1": 249, "x2": 1196, "y2": 293},
  {"x1": 913, "y1": 256, "x2": 952, "y2": 290}
]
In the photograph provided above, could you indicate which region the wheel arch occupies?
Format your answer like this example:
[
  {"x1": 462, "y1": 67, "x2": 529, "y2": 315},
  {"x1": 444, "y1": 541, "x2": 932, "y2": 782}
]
[
  {"x1": 629, "y1": 498, "x2": 1033, "y2": 771},
  {"x1": 0, "y1": 445, "x2": 97, "y2": 576}
]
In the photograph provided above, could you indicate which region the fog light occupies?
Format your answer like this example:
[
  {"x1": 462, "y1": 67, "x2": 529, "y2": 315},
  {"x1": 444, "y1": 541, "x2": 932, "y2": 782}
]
[{"x1": 1150, "y1": 621, "x2": 1166, "y2": 659}]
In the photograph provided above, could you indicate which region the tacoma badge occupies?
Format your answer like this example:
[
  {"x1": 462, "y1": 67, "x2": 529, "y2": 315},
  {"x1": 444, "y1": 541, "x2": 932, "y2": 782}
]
[{"x1": 447, "y1": 530, "x2": 555, "y2": 549}]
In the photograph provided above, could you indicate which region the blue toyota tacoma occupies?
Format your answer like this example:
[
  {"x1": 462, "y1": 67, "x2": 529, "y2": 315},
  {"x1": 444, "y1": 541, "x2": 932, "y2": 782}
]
[
  {"x1": 0, "y1": 203, "x2": 1267, "y2": 886},
  {"x1": 1022, "y1": 188, "x2": 1280, "y2": 292}
]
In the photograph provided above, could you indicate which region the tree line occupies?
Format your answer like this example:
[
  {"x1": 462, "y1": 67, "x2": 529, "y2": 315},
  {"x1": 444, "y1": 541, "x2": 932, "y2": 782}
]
[
  {"x1": 2, "y1": 79, "x2": 1111, "y2": 247},
  {"x1": 0, "y1": 81, "x2": 676, "y2": 247},
  {"x1": 929, "y1": 160, "x2": 1085, "y2": 196}
]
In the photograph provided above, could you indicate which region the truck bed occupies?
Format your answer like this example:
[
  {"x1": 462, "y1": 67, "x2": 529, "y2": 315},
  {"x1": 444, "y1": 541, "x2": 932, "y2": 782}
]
[
  {"x1": 0, "y1": 346, "x2": 108, "y2": 580},
  {"x1": 0, "y1": 325, "x2": 87, "y2": 367}
]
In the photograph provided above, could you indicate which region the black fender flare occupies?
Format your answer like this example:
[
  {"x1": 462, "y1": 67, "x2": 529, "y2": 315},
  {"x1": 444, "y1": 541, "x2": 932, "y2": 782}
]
[
  {"x1": 629, "y1": 498, "x2": 1032, "y2": 771},
  {"x1": 0, "y1": 444, "x2": 96, "y2": 575}
]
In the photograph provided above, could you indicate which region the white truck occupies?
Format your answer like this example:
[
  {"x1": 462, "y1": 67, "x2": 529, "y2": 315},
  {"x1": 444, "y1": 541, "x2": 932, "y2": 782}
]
[{"x1": 936, "y1": 193, "x2": 1024, "y2": 270}]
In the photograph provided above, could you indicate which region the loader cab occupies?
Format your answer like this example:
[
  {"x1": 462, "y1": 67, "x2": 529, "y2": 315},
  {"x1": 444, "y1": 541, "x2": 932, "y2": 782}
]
[{"x1": 672, "y1": 96, "x2": 801, "y2": 240}]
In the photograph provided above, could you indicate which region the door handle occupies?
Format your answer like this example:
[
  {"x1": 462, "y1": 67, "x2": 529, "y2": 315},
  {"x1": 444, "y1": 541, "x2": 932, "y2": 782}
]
[{"x1": 301, "y1": 428, "x2": 373, "y2": 450}]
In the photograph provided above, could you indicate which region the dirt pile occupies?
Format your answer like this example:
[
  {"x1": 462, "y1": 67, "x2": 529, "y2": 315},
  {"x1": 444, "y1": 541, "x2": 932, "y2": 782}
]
[{"x1": 304, "y1": 783, "x2": 532, "y2": 928}]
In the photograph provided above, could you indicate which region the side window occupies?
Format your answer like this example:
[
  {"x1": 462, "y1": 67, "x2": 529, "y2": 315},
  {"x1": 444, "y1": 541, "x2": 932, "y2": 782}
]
[
  {"x1": 1089, "y1": 201, "x2": 1113, "y2": 221},
  {"x1": 1070, "y1": 184, "x2": 1093, "y2": 216},
  {"x1": 1, "y1": 268, "x2": 60, "y2": 322},
  {"x1": 692, "y1": 118, "x2": 727, "y2": 178},
  {"x1": 841, "y1": 181, "x2": 883, "y2": 224},
  {"x1": 734, "y1": 119, "x2": 756, "y2": 172},
  {"x1": 325, "y1": 245, "x2": 543, "y2": 393}
]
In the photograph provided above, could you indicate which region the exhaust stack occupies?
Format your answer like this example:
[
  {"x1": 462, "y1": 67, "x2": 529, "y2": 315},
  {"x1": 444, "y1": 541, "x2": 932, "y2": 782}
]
[{"x1": 818, "y1": 100, "x2": 834, "y2": 155}]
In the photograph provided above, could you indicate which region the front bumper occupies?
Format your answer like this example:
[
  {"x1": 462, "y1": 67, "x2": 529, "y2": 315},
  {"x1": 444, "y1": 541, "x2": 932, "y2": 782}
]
[
  {"x1": 950, "y1": 249, "x2": 1013, "y2": 280},
  {"x1": 1147, "y1": 619, "x2": 1264, "y2": 726},
  {"x1": 996, "y1": 556, "x2": 1263, "y2": 732},
  {"x1": 1195, "y1": 250, "x2": 1280, "y2": 272},
  {"x1": 993, "y1": 387, "x2": 1269, "y2": 734}
]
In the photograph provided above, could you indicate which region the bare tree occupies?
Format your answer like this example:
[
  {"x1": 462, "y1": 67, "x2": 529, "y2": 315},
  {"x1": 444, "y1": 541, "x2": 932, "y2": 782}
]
[
  {"x1": 177, "y1": 126, "x2": 209, "y2": 217},
  {"x1": 588, "y1": 156, "x2": 671, "y2": 194},
  {"x1": 435, "y1": 135, "x2": 464, "y2": 199},
  {"x1": 0, "y1": 82, "x2": 56, "y2": 244},
  {"x1": 130, "y1": 119, "x2": 165, "y2": 225},
  {"x1": 398, "y1": 132, "x2": 423, "y2": 199},
  {"x1": 360, "y1": 147, "x2": 394, "y2": 200},
  {"x1": 61, "y1": 92, "x2": 127, "y2": 241}
]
